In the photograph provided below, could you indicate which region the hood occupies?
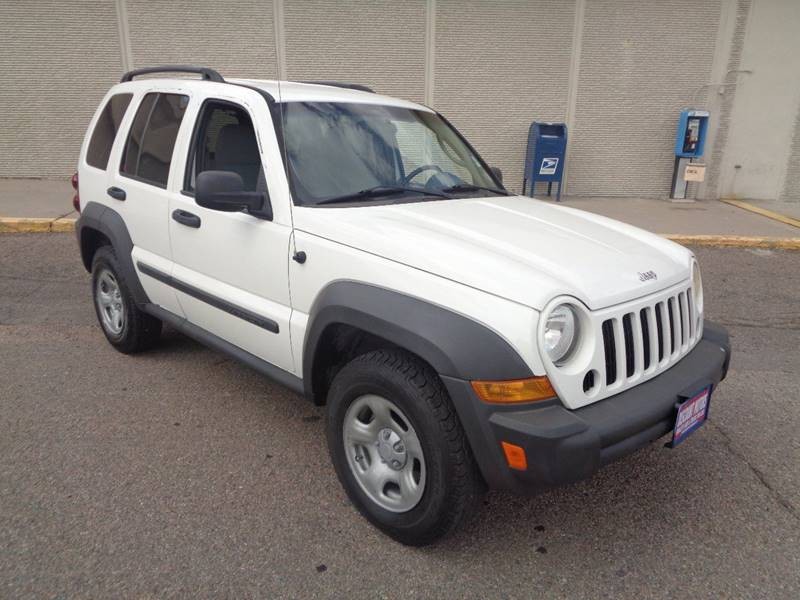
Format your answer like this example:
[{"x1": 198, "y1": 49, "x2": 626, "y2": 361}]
[{"x1": 293, "y1": 195, "x2": 693, "y2": 310}]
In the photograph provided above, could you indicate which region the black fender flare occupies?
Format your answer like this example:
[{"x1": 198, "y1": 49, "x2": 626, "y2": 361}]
[
  {"x1": 76, "y1": 201, "x2": 150, "y2": 306},
  {"x1": 302, "y1": 281, "x2": 534, "y2": 398}
]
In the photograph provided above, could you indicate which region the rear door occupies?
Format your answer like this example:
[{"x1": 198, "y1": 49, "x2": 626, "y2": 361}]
[
  {"x1": 166, "y1": 87, "x2": 295, "y2": 374},
  {"x1": 78, "y1": 91, "x2": 134, "y2": 216},
  {"x1": 108, "y1": 87, "x2": 193, "y2": 315}
]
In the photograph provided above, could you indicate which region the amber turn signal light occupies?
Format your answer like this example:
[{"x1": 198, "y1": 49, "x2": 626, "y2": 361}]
[
  {"x1": 471, "y1": 376, "x2": 556, "y2": 404},
  {"x1": 501, "y1": 441, "x2": 528, "y2": 470}
]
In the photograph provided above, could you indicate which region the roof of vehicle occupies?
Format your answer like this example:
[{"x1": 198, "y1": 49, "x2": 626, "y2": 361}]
[
  {"x1": 112, "y1": 73, "x2": 432, "y2": 113},
  {"x1": 230, "y1": 79, "x2": 432, "y2": 112}
]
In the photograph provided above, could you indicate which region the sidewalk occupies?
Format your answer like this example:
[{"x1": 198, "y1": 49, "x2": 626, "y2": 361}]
[
  {"x1": 557, "y1": 196, "x2": 800, "y2": 238},
  {"x1": 0, "y1": 179, "x2": 76, "y2": 220},
  {"x1": 738, "y1": 198, "x2": 800, "y2": 221},
  {"x1": 1, "y1": 179, "x2": 798, "y2": 246}
]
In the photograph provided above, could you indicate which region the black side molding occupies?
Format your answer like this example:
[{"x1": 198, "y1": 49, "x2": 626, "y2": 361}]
[
  {"x1": 137, "y1": 262, "x2": 279, "y2": 334},
  {"x1": 143, "y1": 303, "x2": 303, "y2": 395}
]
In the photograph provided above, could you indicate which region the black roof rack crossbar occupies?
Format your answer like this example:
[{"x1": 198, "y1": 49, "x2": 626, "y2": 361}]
[
  {"x1": 120, "y1": 65, "x2": 225, "y2": 83},
  {"x1": 299, "y1": 80, "x2": 375, "y2": 93}
]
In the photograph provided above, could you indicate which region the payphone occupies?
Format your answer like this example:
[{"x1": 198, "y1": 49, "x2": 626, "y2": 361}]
[{"x1": 671, "y1": 109, "x2": 709, "y2": 199}]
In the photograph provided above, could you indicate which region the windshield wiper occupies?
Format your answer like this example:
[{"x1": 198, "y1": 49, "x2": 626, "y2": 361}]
[
  {"x1": 315, "y1": 185, "x2": 450, "y2": 206},
  {"x1": 441, "y1": 183, "x2": 509, "y2": 196}
]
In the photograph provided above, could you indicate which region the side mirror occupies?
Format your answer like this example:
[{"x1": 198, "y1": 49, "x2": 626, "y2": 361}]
[
  {"x1": 490, "y1": 166, "x2": 503, "y2": 184},
  {"x1": 195, "y1": 170, "x2": 271, "y2": 219}
]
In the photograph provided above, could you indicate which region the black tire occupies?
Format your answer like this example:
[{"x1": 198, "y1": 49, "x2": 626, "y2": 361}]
[
  {"x1": 91, "y1": 245, "x2": 161, "y2": 354},
  {"x1": 326, "y1": 349, "x2": 483, "y2": 546}
]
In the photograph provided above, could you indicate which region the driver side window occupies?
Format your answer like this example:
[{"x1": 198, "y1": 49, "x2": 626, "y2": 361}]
[{"x1": 184, "y1": 100, "x2": 265, "y2": 194}]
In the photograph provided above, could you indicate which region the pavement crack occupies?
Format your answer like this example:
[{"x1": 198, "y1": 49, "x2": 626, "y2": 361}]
[
  {"x1": 707, "y1": 419, "x2": 799, "y2": 522},
  {"x1": 714, "y1": 318, "x2": 800, "y2": 331},
  {"x1": 0, "y1": 273, "x2": 73, "y2": 283}
]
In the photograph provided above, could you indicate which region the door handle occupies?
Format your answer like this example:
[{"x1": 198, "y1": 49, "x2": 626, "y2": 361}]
[
  {"x1": 106, "y1": 186, "x2": 126, "y2": 201},
  {"x1": 171, "y1": 209, "x2": 201, "y2": 228}
]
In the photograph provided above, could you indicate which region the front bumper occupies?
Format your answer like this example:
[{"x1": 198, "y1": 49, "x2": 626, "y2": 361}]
[{"x1": 442, "y1": 320, "x2": 731, "y2": 494}]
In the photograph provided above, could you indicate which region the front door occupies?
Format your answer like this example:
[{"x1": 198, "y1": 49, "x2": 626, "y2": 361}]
[{"x1": 167, "y1": 90, "x2": 295, "y2": 374}]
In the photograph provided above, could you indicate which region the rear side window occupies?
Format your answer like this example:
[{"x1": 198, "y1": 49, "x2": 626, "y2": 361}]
[
  {"x1": 86, "y1": 93, "x2": 133, "y2": 169},
  {"x1": 120, "y1": 92, "x2": 188, "y2": 188}
]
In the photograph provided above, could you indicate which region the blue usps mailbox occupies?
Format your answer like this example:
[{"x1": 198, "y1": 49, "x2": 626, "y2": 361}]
[{"x1": 523, "y1": 122, "x2": 567, "y2": 201}]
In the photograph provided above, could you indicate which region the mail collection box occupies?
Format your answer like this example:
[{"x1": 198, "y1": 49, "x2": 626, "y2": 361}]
[{"x1": 523, "y1": 122, "x2": 567, "y2": 200}]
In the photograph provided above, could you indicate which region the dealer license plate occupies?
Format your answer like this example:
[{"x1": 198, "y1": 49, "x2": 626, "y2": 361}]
[{"x1": 670, "y1": 386, "x2": 711, "y2": 447}]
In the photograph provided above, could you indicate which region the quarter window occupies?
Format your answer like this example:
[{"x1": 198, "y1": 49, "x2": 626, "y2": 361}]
[
  {"x1": 86, "y1": 93, "x2": 133, "y2": 170},
  {"x1": 120, "y1": 92, "x2": 188, "y2": 188},
  {"x1": 185, "y1": 100, "x2": 264, "y2": 193}
]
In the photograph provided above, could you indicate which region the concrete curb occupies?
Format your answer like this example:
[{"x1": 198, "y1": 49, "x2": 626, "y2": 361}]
[
  {"x1": 1, "y1": 217, "x2": 799, "y2": 249},
  {"x1": 661, "y1": 234, "x2": 800, "y2": 250},
  {"x1": 0, "y1": 217, "x2": 76, "y2": 233},
  {"x1": 0, "y1": 217, "x2": 77, "y2": 233}
]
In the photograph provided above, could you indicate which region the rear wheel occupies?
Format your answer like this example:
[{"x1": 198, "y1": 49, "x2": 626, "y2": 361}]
[
  {"x1": 326, "y1": 349, "x2": 483, "y2": 546},
  {"x1": 91, "y1": 246, "x2": 161, "y2": 353}
]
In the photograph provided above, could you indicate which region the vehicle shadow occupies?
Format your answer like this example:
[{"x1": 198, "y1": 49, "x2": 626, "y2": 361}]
[{"x1": 137, "y1": 328, "x2": 773, "y2": 588}]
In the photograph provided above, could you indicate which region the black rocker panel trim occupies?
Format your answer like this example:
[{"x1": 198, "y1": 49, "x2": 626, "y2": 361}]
[
  {"x1": 143, "y1": 303, "x2": 302, "y2": 394},
  {"x1": 76, "y1": 201, "x2": 150, "y2": 306},
  {"x1": 303, "y1": 281, "x2": 534, "y2": 398},
  {"x1": 136, "y1": 262, "x2": 279, "y2": 334}
]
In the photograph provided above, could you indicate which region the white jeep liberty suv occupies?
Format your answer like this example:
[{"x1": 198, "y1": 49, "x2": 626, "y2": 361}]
[{"x1": 75, "y1": 66, "x2": 731, "y2": 546}]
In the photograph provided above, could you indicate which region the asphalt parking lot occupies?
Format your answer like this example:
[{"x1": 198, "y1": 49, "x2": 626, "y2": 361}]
[{"x1": 1, "y1": 233, "x2": 798, "y2": 599}]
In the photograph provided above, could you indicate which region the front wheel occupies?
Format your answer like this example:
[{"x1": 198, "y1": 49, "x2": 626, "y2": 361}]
[{"x1": 326, "y1": 349, "x2": 483, "y2": 546}]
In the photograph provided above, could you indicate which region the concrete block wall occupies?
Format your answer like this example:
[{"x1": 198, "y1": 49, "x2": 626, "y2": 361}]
[
  {"x1": 126, "y1": 0, "x2": 279, "y2": 80},
  {"x1": 566, "y1": 0, "x2": 719, "y2": 197},
  {"x1": 1, "y1": 0, "x2": 798, "y2": 202},
  {"x1": 434, "y1": 0, "x2": 575, "y2": 193},
  {"x1": 0, "y1": 0, "x2": 122, "y2": 178},
  {"x1": 283, "y1": 0, "x2": 427, "y2": 103}
]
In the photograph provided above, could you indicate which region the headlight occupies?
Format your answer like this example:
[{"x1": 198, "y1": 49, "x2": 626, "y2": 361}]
[
  {"x1": 691, "y1": 260, "x2": 704, "y2": 315},
  {"x1": 543, "y1": 304, "x2": 579, "y2": 365}
]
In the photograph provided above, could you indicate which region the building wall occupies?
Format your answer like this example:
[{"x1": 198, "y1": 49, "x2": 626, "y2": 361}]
[
  {"x1": 715, "y1": 0, "x2": 800, "y2": 200},
  {"x1": 781, "y1": 103, "x2": 800, "y2": 201},
  {"x1": 0, "y1": 0, "x2": 123, "y2": 178},
  {"x1": 567, "y1": 0, "x2": 720, "y2": 197},
  {"x1": 283, "y1": 0, "x2": 427, "y2": 103},
  {"x1": 126, "y1": 0, "x2": 279, "y2": 80},
  {"x1": 1, "y1": 0, "x2": 799, "y2": 203},
  {"x1": 703, "y1": 0, "x2": 751, "y2": 201},
  {"x1": 434, "y1": 0, "x2": 575, "y2": 193}
]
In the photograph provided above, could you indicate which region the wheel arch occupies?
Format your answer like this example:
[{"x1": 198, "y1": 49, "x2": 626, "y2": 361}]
[
  {"x1": 303, "y1": 281, "x2": 533, "y2": 404},
  {"x1": 76, "y1": 201, "x2": 150, "y2": 306}
]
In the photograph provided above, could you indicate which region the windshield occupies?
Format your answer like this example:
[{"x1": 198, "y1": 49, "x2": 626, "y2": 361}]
[{"x1": 280, "y1": 102, "x2": 501, "y2": 206}]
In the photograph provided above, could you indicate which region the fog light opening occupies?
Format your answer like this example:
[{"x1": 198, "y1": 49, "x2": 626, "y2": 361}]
[{"x1": 582, "y1": 369, "x2": 600, "y2": 396}]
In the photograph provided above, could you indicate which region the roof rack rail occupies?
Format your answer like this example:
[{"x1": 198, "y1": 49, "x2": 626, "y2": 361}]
[
  {"x1": 299, "y1": 80, "x2": 375, "y2": 93},
  {"x1": 120, "y1": 65, "x2": 224, "y2": 83}
]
